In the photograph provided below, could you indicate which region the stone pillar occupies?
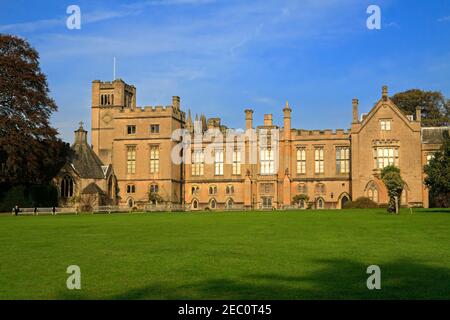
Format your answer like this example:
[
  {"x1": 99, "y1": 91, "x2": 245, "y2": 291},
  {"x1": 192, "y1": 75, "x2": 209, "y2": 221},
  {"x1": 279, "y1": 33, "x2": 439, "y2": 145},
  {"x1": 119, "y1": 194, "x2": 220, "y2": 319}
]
[
  {"x1": 283, "y1": 173, "x2": 291, "y2": 207},
  {"x1": 245, "y1": 109, "x2": 253, "y2": 130}
]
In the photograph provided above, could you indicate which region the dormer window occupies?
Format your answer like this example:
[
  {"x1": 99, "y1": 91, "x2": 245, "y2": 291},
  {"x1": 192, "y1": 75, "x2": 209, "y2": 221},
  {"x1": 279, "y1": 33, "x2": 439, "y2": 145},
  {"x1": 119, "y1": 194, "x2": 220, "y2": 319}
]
[{"x1": 380, "y1": 119, "x2": 391, "y2": 131}]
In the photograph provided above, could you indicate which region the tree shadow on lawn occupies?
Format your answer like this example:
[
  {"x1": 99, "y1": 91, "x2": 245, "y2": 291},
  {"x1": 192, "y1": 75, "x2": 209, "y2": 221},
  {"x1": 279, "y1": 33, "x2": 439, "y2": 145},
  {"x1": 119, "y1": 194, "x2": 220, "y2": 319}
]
[{"x1": 89, "y1": 258, "x2": 450, "y2": 300}]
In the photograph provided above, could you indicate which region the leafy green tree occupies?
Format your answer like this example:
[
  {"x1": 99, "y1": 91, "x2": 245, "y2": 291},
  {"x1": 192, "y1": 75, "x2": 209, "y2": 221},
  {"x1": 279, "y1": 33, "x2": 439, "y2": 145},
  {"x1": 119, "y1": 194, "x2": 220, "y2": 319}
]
[
  {"x1": 391, "y1": 89, "x2": 449, "y2": 127},
  {"x1": 0, "y1": 34, "x2": 71, "y2": 187},
  {"x1": 149, "y1": 190, "x2": 164, "y2": 205},
  {"x1": 424, "y1": 131, "x2": 450, "y2": 207},
  {"x1": 292, "y1": 194, "x2": 309, "y2": 207},
  {"x1": 381, "y1": 165, "x2": 405, "y2": 214}
]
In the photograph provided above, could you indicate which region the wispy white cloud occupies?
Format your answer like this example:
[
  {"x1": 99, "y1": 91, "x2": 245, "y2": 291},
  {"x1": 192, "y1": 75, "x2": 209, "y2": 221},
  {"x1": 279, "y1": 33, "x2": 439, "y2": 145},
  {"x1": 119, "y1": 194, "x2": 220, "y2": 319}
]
[
  {"x1": 437, "y1": 16, "x2": 450, "y2": 22},
  {"x1": 0, "y1": 0, "x2": 215, "y2": 33}
]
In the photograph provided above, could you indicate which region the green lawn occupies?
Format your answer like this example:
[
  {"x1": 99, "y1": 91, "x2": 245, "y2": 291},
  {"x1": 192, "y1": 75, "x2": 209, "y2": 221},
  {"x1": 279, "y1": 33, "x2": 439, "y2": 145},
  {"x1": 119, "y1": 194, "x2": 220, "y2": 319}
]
[{"x1": 0, "y1": 208, "x2": 449, "y2": 300}]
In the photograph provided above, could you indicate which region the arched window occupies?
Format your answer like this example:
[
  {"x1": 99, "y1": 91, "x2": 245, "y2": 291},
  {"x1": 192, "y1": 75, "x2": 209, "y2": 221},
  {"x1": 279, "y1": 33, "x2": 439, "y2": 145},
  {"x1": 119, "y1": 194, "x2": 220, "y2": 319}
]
[
  {"x1": 366, "y1": 182, "x2": 378, "y2": 203},
  {"x1": 192, "y1": 199, "x2": 199, "y2": 210},
  {"x1": 317, "y1": 198, "x2": 324, "y2": 209},
  {"x1": 127, "y1": 198, "x2": 134, "y2": 208},
  {"x1": 209, "y1": 185, "x2": 217, "y2": 195},
  {"x1": 226, "y1": 198, "x2": 234, "y2": 209},
  {"x1": 210, "y1": 199, "x2": 217, "y2": 209},
  {"x1": 61, "y1": 175, "x2": 74, "y2": 198},
  {"x1": 226, "y1": 185, "x2": 234, "y2": 195},
  {"x1": 191, "y1": 186, "x2": 199, "y2": 195}
]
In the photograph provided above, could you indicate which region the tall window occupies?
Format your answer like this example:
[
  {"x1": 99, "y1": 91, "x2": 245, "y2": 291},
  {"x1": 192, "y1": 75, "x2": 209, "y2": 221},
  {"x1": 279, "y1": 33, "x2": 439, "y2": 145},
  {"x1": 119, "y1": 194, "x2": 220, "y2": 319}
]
[
  {"x1": 380, "y1": 119, "x2": 391, "y2": 131},
  {"x1": 215, "y1": 150, "x2": 224, "y2": 175},
  {"x1": 296, "y1": 148, "x2": 306, "y2": 174},
  {"x1": 367, "y1": 182, "x2": 378, "y2": 203},
  {"x1": 260, "y1": 148, "x2": 275, "y2": 175},
  {"x1": 192, "y1": 150, "x2": 204, "y2": 176},
  {"x1": 314, "y1": 147, "x2": 324, "y2": 174},
  {"x1": 61, "y1": 175, "x2": 74, "y2": 198},
  {"x1": 232, "y1": 150, "x2": 241, "y2": 175},
  {"x1": 336, "y1": 147, "x2": 350, "y2": 174},
  {"x1": 150, "y1": 146, "x2": 159, "y2": 173},
  {"x1": 127, "y1": 146, "x2": 136, "y2": 174},
  {"x1": 374, "y1": 147, "x2": 399, "y2": 169}
]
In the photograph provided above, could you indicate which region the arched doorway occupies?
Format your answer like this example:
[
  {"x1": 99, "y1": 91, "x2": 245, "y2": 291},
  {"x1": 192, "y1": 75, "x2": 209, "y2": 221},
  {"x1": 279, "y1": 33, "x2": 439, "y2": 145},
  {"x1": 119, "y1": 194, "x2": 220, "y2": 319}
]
[
  {"x1": 341, "y1": 195, "x2": 349, "y2": 208},
  {"x1": 191, "y1": 199, "x2": 199, "y2": 210},
  {"x1": 225, "y1": 198, "x2": 234, "y2": 209}
]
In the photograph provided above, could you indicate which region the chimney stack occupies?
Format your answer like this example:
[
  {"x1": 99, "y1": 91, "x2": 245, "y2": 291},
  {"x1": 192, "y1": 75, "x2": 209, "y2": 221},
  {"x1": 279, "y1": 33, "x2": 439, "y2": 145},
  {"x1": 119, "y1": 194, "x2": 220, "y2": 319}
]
[
  {"x1": 416, "y1": 107, "x2": 422, "y2": 122},
  {"x1": 283, "y1": 101, "x2": 292, "y2": 140},
  {"x1": 352, "y1": 98, "x2": 359, "y2": 123},
  {"x1": 172, "y1": 96, "x2": 180, "y2": 109},
  {"x1": 245, "y1": 109, "x2": 253, "y2": 130},
  {"x1": 264, "y1": 114, "x2": 273, "y2": 126}
]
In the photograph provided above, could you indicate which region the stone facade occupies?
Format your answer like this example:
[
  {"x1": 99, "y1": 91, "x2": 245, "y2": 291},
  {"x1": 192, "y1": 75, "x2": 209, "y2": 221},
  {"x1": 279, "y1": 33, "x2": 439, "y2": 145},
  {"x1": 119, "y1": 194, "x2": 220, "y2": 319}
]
[{"x1": 57, "y1": 79, "x2": 448, "y2": 210}]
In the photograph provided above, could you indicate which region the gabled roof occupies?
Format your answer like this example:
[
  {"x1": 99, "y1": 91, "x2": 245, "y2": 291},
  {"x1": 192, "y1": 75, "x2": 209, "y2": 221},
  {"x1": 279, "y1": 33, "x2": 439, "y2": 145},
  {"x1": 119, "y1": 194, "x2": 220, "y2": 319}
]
[
  {"x1": 70, "y1": 123, "x2": 105, "y2": 179},
  {"x1": 81, "y1": 182, "x2": 105, "y2": 195},
  {"x1": 356, "y1": 88, "x2": 419, "y2": 133}
]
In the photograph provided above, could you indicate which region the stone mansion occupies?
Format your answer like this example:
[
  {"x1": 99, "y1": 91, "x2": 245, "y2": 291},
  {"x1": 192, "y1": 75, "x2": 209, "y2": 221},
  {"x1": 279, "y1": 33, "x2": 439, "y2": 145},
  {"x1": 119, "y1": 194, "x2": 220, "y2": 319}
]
[{"x1": 54, "y1": 79, "x2": 448, "y2": 210}]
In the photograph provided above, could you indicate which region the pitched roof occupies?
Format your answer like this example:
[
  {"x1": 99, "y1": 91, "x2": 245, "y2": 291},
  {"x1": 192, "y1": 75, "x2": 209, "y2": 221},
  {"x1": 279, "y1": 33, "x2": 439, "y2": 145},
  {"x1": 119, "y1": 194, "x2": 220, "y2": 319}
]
[
  {"x1": 81, "y1": 182, "x2": 105, "y2": 195},
  {"x1": 70, "y1": 123, "x2": 105, "y2": 179}
]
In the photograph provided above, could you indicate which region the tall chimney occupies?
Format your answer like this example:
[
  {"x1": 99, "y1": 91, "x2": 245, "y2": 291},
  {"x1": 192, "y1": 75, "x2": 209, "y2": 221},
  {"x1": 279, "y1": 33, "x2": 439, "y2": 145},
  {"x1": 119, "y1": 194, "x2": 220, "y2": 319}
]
[
  {"x1": 264, "y1": 114, "x2": 273, "y2": 126},
  {"x1": 245, "y1": 109, "x2": 253, "y2": 130},
  {"x1": 352, "y1": 98, "x2": 359, "y2": 123},
  {"x1": 416, "y1": 107, "x2": 422, "y2": 122},
  {"x1": 283, "y1": 101, "x2": 292, "y2": 140},
  {"x1": 172, "y1": 96, "x2": 180, "y2": 109}
]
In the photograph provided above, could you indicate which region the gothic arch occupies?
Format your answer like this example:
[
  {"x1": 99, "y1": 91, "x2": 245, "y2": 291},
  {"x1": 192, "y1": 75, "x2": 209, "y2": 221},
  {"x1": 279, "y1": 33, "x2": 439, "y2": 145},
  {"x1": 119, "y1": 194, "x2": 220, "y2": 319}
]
[
  {"x1": 365, "y1": 180, "x2": 379, "y2": 203},
  {"x1": 316, "y1": 197, "x2": 325, "y2": 209},
  {"x1": 337, "y1": 192, "x2": 351, "y2": 209},
  {"x1": 191, "y1": 198, "x2": 199, "y2": 210}
]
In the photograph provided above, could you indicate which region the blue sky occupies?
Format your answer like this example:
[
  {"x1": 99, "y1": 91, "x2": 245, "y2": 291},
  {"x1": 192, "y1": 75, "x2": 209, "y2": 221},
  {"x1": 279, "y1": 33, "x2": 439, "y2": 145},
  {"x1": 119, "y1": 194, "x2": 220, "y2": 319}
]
[{"x1": 1, "y1": 0, "x2": 450, "y2": 143}]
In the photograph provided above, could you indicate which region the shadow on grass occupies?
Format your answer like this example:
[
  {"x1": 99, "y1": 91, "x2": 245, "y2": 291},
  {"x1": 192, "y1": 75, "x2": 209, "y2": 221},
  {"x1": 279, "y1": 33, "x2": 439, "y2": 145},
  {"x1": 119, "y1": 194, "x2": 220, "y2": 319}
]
[
  {"x1": 418, "y1": 208, "x2": 450, "y2": 214},
  {"x1": 56, "y1": 258, "x2": 450, "y2": 300}
]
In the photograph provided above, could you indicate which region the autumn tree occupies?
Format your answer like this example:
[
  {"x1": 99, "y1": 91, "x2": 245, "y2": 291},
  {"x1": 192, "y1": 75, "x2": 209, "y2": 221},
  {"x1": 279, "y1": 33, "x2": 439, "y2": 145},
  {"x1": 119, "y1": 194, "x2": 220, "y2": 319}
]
[
  {"x1": 0, "y1": 34, "x2": 71, "y2": 188},
  {"x1": 391, "y1": 89, "x2": 449, "y2": 127},
  {"x1": 424, "y1": 131, "x2": 450, "y2": 208}
]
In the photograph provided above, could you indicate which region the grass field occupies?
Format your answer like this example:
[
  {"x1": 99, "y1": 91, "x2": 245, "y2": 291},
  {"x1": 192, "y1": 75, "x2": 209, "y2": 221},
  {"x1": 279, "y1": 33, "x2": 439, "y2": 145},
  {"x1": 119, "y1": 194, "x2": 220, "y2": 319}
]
[{"x1": 0, "y1": 208, "x2": 449, "y2": 300}]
